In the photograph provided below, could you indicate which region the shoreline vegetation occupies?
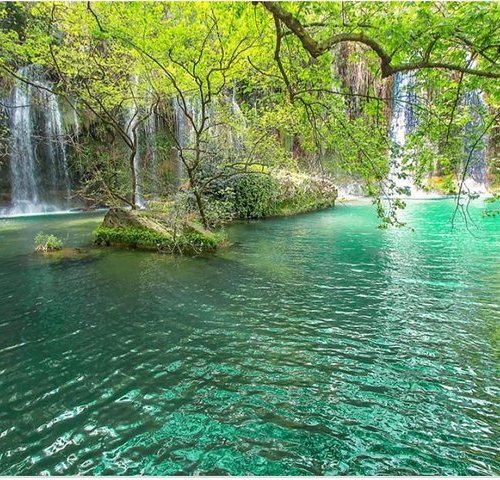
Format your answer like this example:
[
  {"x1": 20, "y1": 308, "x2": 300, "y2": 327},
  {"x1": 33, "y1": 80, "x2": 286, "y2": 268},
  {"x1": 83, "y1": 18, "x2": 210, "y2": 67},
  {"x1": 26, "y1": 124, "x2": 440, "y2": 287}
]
[{"x1": 93, "y1": 169, "x2": 338, "y2": 254}]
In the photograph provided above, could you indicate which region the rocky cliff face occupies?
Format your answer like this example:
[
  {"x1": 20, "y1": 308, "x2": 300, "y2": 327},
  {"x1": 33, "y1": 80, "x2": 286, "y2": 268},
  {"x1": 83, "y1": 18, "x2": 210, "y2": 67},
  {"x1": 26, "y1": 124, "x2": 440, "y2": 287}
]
[{"x1": 333, "y1": 43, "x2": 392, "y2": 122}]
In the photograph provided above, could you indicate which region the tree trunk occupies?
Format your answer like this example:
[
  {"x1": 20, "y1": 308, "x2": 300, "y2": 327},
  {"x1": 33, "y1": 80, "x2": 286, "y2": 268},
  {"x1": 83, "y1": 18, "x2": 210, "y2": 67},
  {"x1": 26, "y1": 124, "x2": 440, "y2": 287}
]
[
  {"x1": 129, "y1": 147, "x2": 137, "y2": 209},
  {"x1": 186, "y1": 167, "x2": 209, "y2": 229},
  {"x1": 193, "y1": 188, "x2": 209, "y2": 229}
]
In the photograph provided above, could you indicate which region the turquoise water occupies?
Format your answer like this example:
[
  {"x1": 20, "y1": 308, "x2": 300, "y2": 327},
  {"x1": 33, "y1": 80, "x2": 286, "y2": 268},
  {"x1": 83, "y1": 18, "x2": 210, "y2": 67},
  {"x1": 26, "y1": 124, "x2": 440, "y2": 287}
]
[{"x1": 0, "y1": 200, "x2": 498, "y2": 475}]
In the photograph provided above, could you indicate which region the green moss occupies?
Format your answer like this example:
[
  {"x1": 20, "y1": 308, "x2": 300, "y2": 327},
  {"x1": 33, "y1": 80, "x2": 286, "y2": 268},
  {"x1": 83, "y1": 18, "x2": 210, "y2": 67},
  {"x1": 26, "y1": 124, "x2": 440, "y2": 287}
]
[
  {"x1": 93, "y1": 225, "x2": 225, "y2": 254},
  {"x1": 145, "y1": 200, "x2": 174, "y2": 214},
  {"x1": 246, "y1": 164, "x2": 270, "y2": 174},
  {"x1": 94, "y1": 226, "x2": 170, "y2": 248}
]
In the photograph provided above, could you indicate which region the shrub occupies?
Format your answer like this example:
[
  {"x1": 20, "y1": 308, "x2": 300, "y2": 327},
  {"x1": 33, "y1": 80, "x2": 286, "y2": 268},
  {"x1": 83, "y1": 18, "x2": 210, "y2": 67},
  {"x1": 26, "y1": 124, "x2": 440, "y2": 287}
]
[
  {"x1": 226, "y1": 173, "x2": 280, "y2": 219},
  {"x1": 147, "y1": 200, "x2": 174, "y2": 214},
  {"x1": 440, "y1": 175, "x2": 457, "y2": 195},
  {"x1": 203, "y1": 170, "x2": 336, "y2": 221},
  {"x1": 34, "y1": 232, "x2": 64, "y2": 252},
  {"x1": 204, "y1": 198, "x2": 235, "y2": 228}
]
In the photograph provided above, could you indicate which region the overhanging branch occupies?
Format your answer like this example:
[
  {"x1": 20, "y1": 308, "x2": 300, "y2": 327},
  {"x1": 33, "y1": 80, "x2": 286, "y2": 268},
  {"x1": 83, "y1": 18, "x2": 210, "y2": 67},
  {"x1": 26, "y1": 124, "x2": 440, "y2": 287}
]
[{"x1": 260, "y1": 1, "x2": 500, "y2": 79}]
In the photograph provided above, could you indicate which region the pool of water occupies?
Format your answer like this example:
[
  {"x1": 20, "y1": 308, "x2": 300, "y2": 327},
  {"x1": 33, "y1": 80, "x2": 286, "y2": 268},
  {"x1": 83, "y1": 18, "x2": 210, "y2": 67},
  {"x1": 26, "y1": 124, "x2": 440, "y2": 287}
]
[{"x1": 0, "y1": 200, "x2": 498, "y2": 475}]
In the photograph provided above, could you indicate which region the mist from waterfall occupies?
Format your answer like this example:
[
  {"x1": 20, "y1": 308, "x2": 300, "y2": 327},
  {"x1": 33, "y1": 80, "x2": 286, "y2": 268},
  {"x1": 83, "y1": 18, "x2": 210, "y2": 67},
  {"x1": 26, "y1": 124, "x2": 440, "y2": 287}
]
[{"x1": 1, "y1": 66, "x2": 71, "y2": 215}]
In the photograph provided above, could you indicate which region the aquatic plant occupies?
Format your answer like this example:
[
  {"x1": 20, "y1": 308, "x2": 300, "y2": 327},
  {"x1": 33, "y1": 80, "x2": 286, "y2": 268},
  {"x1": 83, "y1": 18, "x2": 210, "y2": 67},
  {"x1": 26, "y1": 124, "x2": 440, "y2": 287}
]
[{"x1": 34, "y1": 232, "x2": 64, "y2": 252}]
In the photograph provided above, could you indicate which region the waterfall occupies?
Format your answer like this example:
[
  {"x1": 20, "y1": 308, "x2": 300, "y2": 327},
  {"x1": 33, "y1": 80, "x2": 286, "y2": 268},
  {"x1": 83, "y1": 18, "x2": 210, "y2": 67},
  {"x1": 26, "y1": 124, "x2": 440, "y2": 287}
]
[
  {"x1": 228, "y1": 88, "x2": 246, "y2": 152},
  {"x1": 44, "y1": 86, "x2": 71, "y2": 200},
  {"x1": 388, "y1": 72, "x2": 418, "y2": 196},
  {"x1": 123, "y1": 74, "x2": 145, "y2": 208},
  {"x1": 461, "y1": 89, "x2": 488, "y2": 194},
  {"x1": 1, "y1": 66, "x2": 71, "y2": 215},
  {"x1": 172, "y1": 91, "x2": 245, "y2": 154},
  {"x1": 71, "y1": 101, "x2": 80, "y2": 138},
  {"x1": 143, "y1": 102, "x2": 167, "y2": 200},
  {"x1": 171, "y1": 96, "x2": 209, "y2": 181},
  {"x1": 8, "y1": 75, "x2": 39, "y2": 212}
]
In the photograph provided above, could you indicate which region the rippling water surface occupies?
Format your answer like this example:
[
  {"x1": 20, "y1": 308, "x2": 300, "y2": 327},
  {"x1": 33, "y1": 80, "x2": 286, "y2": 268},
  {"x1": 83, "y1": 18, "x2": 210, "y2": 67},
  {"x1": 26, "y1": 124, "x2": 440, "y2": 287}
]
[{"x1": 0, "y1": 200, "x2": 498, "y2": 475}]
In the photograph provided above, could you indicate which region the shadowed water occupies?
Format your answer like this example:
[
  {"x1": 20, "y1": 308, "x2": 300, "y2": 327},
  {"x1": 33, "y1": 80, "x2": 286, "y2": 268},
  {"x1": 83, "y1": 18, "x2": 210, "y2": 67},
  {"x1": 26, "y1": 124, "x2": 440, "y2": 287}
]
[{"x1": 0, "y1": 200, "x2": 498, "y2": 475}]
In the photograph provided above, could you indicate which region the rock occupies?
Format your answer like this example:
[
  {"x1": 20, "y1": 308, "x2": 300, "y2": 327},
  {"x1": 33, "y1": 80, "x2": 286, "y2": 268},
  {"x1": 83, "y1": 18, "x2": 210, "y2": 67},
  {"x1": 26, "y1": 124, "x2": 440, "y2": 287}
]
[
  {"x1": 102, "y1": 208, "x2": 172, "y2": 237},
  {"x1": 184, "y1": 221, "x2": 218, "y2": 241},
  {"x1": 95, "y1": 208, "x2": 225, "y2": 254}
]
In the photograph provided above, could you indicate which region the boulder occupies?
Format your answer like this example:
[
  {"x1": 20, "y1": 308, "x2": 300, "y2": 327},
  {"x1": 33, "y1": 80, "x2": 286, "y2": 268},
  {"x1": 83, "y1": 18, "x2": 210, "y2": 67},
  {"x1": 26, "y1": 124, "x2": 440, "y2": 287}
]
[
  {"x1": 95, "y1": 208, "x2": 225, "y2": 254},
  {"x1": 184, "y1": 220, "x2": 218, "y2": 241},
  {"x1": 102, "y1": 208, "x2": 172, "y2": 237}
]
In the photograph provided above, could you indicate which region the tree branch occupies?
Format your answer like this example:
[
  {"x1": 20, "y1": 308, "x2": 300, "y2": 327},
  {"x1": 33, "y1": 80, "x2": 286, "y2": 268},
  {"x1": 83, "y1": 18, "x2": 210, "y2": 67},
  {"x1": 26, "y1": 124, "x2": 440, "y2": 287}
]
[{"x1": 260, "y1": 1, "x2": 500, "y2": 79}]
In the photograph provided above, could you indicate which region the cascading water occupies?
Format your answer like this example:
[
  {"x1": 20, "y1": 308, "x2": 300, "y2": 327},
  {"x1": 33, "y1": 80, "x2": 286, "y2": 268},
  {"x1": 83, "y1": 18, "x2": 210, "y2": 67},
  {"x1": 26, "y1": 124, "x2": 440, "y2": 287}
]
[
  {"x1": 1, "y1": 66, "x2": 71, "y2": 216},
  {"x1": 123, "y1": 73, "x2": 146, "y2": 208},
  {"x1": 171, "y1": 96, "x2": 213, "y2": 181},
  {"x1": 388, "y1": 71, "x2": 419, "y2": 196},
  {"x1": 71, "y1": 100, "x2": 80, "y2": 139},
  {"x1": 44, "y1": 85, "x2": 71, "y2": 201},
  {"x1": 227, "y1": 88, "x2": 246, "y2": 152},
  {"x1": 461, "y1": 89, "x2": 488, "y2": 194},
  {"x1": 143, "y1": 104, "x2": 167, "y2": 199},
  {"x1": 8, "y1": 75, "x2": 39, "y2": 212}
]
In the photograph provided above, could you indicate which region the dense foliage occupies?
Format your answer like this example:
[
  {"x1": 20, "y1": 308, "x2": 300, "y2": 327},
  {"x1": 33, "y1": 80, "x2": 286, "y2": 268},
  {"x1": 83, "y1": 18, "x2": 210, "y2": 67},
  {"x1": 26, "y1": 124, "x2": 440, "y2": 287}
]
[
  {"x1": 1, "y1": 1, "x2": 499, "y2": 226},
  {"x1": 214, "y1": 174, "x2": 281, "y2": 220}
]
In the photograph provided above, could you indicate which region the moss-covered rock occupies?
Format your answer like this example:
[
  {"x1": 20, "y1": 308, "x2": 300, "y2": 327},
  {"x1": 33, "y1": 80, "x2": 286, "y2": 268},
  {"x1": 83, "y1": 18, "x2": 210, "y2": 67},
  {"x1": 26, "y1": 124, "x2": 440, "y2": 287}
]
[
  {"x1": 94, "y1": 208, "x2": 225, "y2": 254},
  {"x1": 94, "y1": 169, "x2": 336, "y2": 254},
  {"x1": 101, "y1": 207, "x2": 173, "y2": 237}
]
